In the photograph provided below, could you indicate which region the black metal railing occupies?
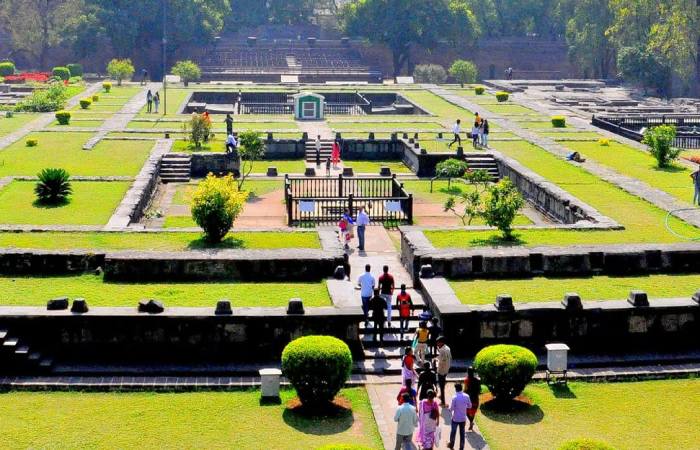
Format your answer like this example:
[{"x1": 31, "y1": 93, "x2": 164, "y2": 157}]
[
  {"x1": 284, "y1": 175, "x2": 413, "y2": 226},
  {"x1": 592, "y1": 115, "x2": 700, "y2": 149}
]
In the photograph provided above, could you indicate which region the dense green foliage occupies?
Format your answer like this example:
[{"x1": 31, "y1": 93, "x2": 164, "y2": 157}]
[
  {"x1": 481, "y1": 178, "x2": 525, "y2": 239},
  {"x1": 551, "y1": 115, "x2": 566, "y2": 128},
  {"x1": 171, "y1": 60, "x2": 202, "y2": 86},
  {"x1": 185, "y1": 113, "x2": 213, "y2": 149},
  {"x1": 191, "y1": 174, "x2": 247, "y2": 243},
  {"x1": 52, "y1": 66, "x2": 71, "y2": 81},
  {"x1": 34, "y1": 168, "x2": 72, "y2": 204},
  {"x1": 237, "y1": 130, "x2": 266, "y2": 190},
  {"x1": 495, "y1": 92, "x2": 509, "y2": 102},
  {"x1": 281, "y1": 336, "x2": 353, "y2": 407},
  {"x1": 474, "y1": 86, "x2": 485, "y2": 95},
  {"x1": 25, "y1": 138, "x2": 38, "y2": 147},
  {"x1": 54, "y1": 110, "x2": 71, "y2": 125},
  {"x1": 413, "y1": 64, "x2": 447, "y2": 84},
  {"x1": 79, "y1": 98, "x2": 92, "y2": 109},
  {"x1": 0, "y1": 61, "x2": 15, "y2": 76},
  {"x1": 102, "y1": 81, "x2": 112, "y2": 92},
  {"x1": 106, "y1": 59, "x2": 135, "y2": 85},
  {"x1": 436, "y1": 158, "x2": 469, "y2": 178},
  {"x1": 558, "y1": 439, "x2": 617, "y2": 450},
  {"x1": 66, "y1": 63, "x2": 83, "y2": 77},
  {"x1": 642, "y1": 125, "x2": 679, "y2": 168},
  {"x1": 17, "y1": 84, "x2": 69, "y2": 112},
  {"x1": 474, "y1": 344, "x2": 537, "y2": 401},
  {"x1": 449, "y1": 60, "x2": 479, "y2": 87},
  {"x1": 443, "y1": 169, "x2": 493, "y2": 225}
]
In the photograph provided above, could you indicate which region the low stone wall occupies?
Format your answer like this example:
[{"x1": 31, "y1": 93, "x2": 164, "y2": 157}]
[
  {"x1": 0, "y1": 306, "x2": 365, "y2": 364},
  {"x1": 0, "y1": 249, "x2": 104, "y2": 275},
  {"x1": 265, "y1": 139, "x2": 306, "y2": 159},
  {"x1": 190, "y1": 153, "x2": 240, "y2": 177},
  {"x1": 401, "y1": 230, "x2": 700, "y2": 281},
  {"x1": 341, "y1": 139, "x2": 403, "y2": 161},
  {"x1": 420, "y1": 277, "x2": 700, "y2": 357}
]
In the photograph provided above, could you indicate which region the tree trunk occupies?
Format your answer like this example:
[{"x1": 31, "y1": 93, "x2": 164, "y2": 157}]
[{"x1": 39, "y1": 0, "x2": 50, "y2": 69}]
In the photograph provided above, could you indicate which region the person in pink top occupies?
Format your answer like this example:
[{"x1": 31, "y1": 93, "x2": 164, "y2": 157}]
[
  {"x1": 417, "y1": 389, "x2": 440, "y2": 449},
  {"x1": 331, "y1": 140, "x2": 341, "y2": 169}
]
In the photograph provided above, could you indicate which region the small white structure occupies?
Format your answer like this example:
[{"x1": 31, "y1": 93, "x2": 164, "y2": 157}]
[
  {"x1": 545, "y1": 343, "x2": 570, "y2": 384},
  {"x1": 259, "y1": 368, "x2": 283, "y2": 398},
  {"x1": 293, "y1": 92, "x2": 325, "y2": 120}
]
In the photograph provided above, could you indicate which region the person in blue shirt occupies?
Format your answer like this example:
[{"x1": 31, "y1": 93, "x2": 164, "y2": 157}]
[{"x1": 394, "y1": 392, "x2": 418, "y2": 450}]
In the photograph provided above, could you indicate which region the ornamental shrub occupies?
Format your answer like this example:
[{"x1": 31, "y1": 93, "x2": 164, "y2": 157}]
[
  {"x1": 184, "y1": 113, "x2": 213, "y2": 149},
  {"x1": 26, "y1": 138, "x2": 38, "y2": 147},
  {"x1": 281, "y1": 335, "x2": 353, "y2": 407},
  {"x1": 68, "y1": 76, "x2": 82, "y2": 84},
  {"x1": 171, "y1": 60, "x2": 202, "y2": 87},
  {"x1": 79, "y1": 98, "x2": 92, "y2": 109},
  {"x1": 0, "y1": 61, "x2": 15, "y2": 76},
  {"x1": 92, "y1": 94, "x2": 99, "y2": 102},
  {"x1": 413, "y1": 64, "x2": 447, "y2": 84},
  {"x1": 474, "y1": 344, "x2": 537, "y2": 401},
  {"x1": 643, "y1": 125, "x2": 680, "y2": 168},
  {"x1": 558, "y1": 439, "x2": 617, "y2": 450},
  {"x1": 106, "y1": 59, "x2": 135, "y2": 86},
  {"x1": 35, "y1": 168, "x2": 72, "y2": 204},
  {"x1": 482, "y1": 178, "x2": 525, "y2": 240},
  {"x1": 55, "y1": 110, "x2": 71, "y2": 125},
  {"x1": 66, "y1": 63, "x2": 83, "y2": 77},
  {"x1": 551, "y1": 116, "x2": 566, "y2": 128},
  {"x1": 52, "y1": 66, "x2": 70, "y2": 81},
  {"x1": 598, "y1": 138, "x2": 610, "y2": 146},
  {"x1": 436, "y1": 158, "x2": 469, "y2": 178},
  {"x1": 495, "y1": 91, "x2": 509, "y2": 102},
  {"x1": 16, "y1": 83, "x2": 69, "y2": 112},
  {"x1": 474, "y1": 86, "x2": 485, "y2": 95},
  {"x1": 103, "y1": 81, "x2": 112, "y2": 93},
  {"x1": 449, "y1": 60, "x2": 479, "y2": 87},
  {"x1": 190, "y1": 174, "x2": 247, "y2": 243}
]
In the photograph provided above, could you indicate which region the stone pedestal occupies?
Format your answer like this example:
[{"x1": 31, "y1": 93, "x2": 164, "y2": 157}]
[{"x1": 259, "y1": 368, "x2": 282, "y2": 399}]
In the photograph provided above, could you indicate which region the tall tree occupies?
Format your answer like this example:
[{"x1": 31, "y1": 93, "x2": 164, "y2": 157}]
[
  {"x1": 267, "y1": 0, "x2": 316, "y2": 25},
  {"x1": 0, "y1": 0, "x2": 84, "y2": 68},
  {"x1": 565, "y1": 0, "x2": 614, "y2": 78}
]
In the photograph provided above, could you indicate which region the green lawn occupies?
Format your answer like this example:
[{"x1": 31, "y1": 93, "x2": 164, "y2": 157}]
[
  {"x1": 478, "y1": 104, "x2": 540, "y2": 115},
  {"x1": 137, "y1": 88, "x2": 191, "y2": 116},
  {"x1": 564, "y1": 140, "x2": 695, "y2": 204},
  {"x1": 451, "y1": 273, "x2": 700, "y2": 305},
  {"x1": 0, "y1": 231, "x2": 320, "y2": 251},
  {"x1": 513, "y1": 120, "x2": 557, "y2": 129},
  {"x1": 401, "y1": 90, "x2": 474, "y2": 119},
  {"x1": 49, "y1": 120, "x2": 104, "y2": 128},
  {"x1": 539, "y1": 131, "x2": 602, "y2": 140},
  {"x1": 0, "y1": 113, "x2": 39, "y2": 137},
  {"x1": 0, "y1": 133, "x2": 154, "y2": 177},
  {"x1": 345, "y1": 160, "x2": 412, "y2": 174},
  {"x1": 251, "y1": 159, "x2": 307, "y2": 174},
  {"x1": 0, "y1": 181, "x2": 129, "y2": 225},
  {"x1": 330, "y1": 121, "x2": 444, "y2": 131},
  {"x1": 478, "y1": 379, "x2": 700, "y2": 450},
  {"x1": 426, "y1": 140, "x2": 700, "y2": 248},
  {"x1": 0, "y1": 388, "x2": 382, "y2": 449},
  {"x1": 163, "y1": 216, "x2": 198, "y2": 228},
  {"x1": 129, "y1": 120, "x2": 296, "y2": 131},
  {"x1": 0, "y1": 274, "x2": 330, "y2": 307},
  {"x1": 71, "y1": 103, "x2": 123, "y2": 112}
]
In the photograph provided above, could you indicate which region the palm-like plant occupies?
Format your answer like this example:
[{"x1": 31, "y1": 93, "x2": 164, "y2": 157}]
[{"x1": 35, "y1": 168, "x2": 72, "y2": 204}]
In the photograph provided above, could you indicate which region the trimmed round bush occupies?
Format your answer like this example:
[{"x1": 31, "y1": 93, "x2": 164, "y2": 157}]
[
  {"x1": 474, "y1": 344, "x2": 537, "y2": 401},
  {"x1": 495, "y1": 91, "x2": 510, "y2": 102},
  {"x1": 79, "y1": 98, "x2": 92, "y2": 109},
  {"x1": 474, "y1": 86, "x2": 485, "y2": 95},
  {"x1": 558, "y1": 438, "x2": 617, "y2": 450},
  {"x1": 92, "y1": 94, "x2": 99, "y2": 102},
  {"x1": 281, "y1": 335, "x2": 353, "y2": 407},
  {"x1": 551, "y1": 116, "x2": 567, "y2": 128},
  {"x1": 55, "y1": 110, "x2": 71, "y2": 125},
  {"x1": 103, "y1": 81, "x2": 112, "y2": 93},
  {"x1": 26, "y1": 138, "x2": 38, "y2": 147},
  {"x1": 598, "y1": 138, "x2": 610, "y2": 146},
  {"x1": 0, "y1": 61, "x2": 15, "y2": 76},
  {"x1": 413, "y1": 64, "x2": 447, "y2": 84},
  {"x1": 52, "y1": 66, "x2": 71, "y2": 81},
  {"x1": 66, "y1": 63, "x2": 83, "y2": 77},
  {"x1": 316, "y1": 445, "x2": 375, "y2": 450}
]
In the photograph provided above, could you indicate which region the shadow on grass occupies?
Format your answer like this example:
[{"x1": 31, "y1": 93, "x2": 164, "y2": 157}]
[
  {"x1": 654, "y1": 164, "x2": 687, "y2": 174},
  {"x1": 282, "y1": 398, "x2": 354, "y2": 436},
  {"x1": 186, "y1": 236, "x2": 246, "y2": 250},
  {"x1": 32, "y1": 198, "x2": 71, "y2": 209},
  {"x1": 480, "y1": 398, "x2": 544, "y2": 425},
  {"x1": 549, "y1": 383, "x2": 577, "y2": 399},
  {"x1": 468, "y1": 234, "x2": 526, "y2": 247}
]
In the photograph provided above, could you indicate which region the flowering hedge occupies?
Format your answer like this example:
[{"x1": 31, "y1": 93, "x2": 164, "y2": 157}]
[{"x1": 4, "y1": 72, "x2": 51, "y2": 84}]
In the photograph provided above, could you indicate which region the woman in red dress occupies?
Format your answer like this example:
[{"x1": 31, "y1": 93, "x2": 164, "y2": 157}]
[{"x1": 331, "y1": 140, "x2": 341, "y2": 169}]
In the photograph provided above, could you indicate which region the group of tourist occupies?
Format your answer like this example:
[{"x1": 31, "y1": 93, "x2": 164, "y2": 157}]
[
  {"x1": 448, "y1": 113, "x2": 490, "y2": 150},
  {"x1": 225, "y1": 114, "x2": 238, "y2": 153},
  {"x1": 315, "y1": 135, "x2": 342, "y2": 176},
  {"x1": 339, "y1": 206, "x2": 369, "y2": 251},
  {"x1": 145, "y1": 90, "x2": 161, "y2": 114}
]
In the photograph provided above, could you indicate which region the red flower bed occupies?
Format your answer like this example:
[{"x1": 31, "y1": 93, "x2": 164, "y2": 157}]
[{"x1": 3, "y1": 72, "x2": 51, "y2": 84}]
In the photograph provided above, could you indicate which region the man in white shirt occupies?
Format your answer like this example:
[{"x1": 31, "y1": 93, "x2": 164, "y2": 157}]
[
  {"x1": 356, "y1": 206, "x2": 370, "y2": 251},
  {"x1": 448, "y1": 119, "x2": 462, "y2": 148},
  {"x1": 394, "y1": 393, "x2": 418, "y2": 450},
  {"x1": 225, "y1": 133, "x2": 237, "y2": 154},
  {"x1": 436, "y1": 336, "x2": 452, "y2": 405},
  {"x1": 357, "y1": 264, "x2": 375, "y2": 327}
]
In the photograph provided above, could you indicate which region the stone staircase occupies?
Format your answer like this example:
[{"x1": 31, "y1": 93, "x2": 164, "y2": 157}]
[
  {"x1": 304, "y1": 140, "x2": 334, "y2": 164},
  {"x1": 160, "y1": 153, "x2": 191, "y2": 183},
  {"x1": 464, "y1": 152, "x2": 500, "y2": 181},
  {"x1": 0, "y1": 328, "x2": 53, "y2": 374}
]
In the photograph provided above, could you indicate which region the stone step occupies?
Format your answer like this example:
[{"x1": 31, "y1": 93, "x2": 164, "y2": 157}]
[
  {"x1": 3, "y1": 337, "x2": 19, "y2": 348},
  {"x1": 15, "y1": 345, "x2": 29, "y2": 356},
  {"x1": 0, "y1": 329, "x2": 7, "y2": 340},
  {"x1": 162, "y1": 161, "x2": 191, "y2": 167},
  {"x1": 28, "y1": 352, "x2": 42, "y2": 362},
  {"x1": 362, "y1": 333, "x2": 413, "y2": 348},
  {"x1": 39, "y1": 358, "x2": 54, "y2": 369},
  {"x1": 160, "y1": 168, "x2": 191, "y2": 174}
]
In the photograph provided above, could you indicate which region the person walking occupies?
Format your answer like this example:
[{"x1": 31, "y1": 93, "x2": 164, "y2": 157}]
[
  {"x1": 414, "y1": 321, "x2": 430, "y2": 365},
  {"x1": 481, "y1": 119, "x2": 490, "y2": 148},
  {"x1": 356, "y1": 206, "x2": 370, "y2": 251},
  {"x1": 417, "y1": 389, "x2": 440, "y2": 450},
  {"x1": 436, "y1": 336, "x2": 452, "y2": 406},
  {"x1": 448, "y1": 119, "x2": 461, "y2": 149},
  {"x1": 153, "y1": 92, "x2": 160, "y2": 114},
  {"x1": 315, "y1": 135, "x2": 322, "y2": 168},
  {"x1": 225, "y1": 133, "x2": 237, "y2": 154},
  {"x1": 417, "y1": 361, "x2": 438, "y2": 400},
  {"x1": 146, "y1": 90, "x2": 153, "y2": 113},
  {"x1": 447, "y1": 383, "x2": 472, "y2": 450},
  {"x1": 691, "y1": 167, "x2": 700, "y2": 205},
  {"x1": 401, "y1": 346, "x2": 418, "y2": 386},
  {"x1": 394, "y1": 393, "x2": 418, "y2": 450},
  {"x1": 395, "y1": 284, "x2": 413, "y2": 339},
  {"x1": 471, "y1": 121, "x2": 480, "y2": 149},
  {"x1": 236, "y1": 90, "x2": 243, "y2": 114},
  {"x1": 378, "y1": 265, "x2": 395, "y2": 326},
  {"x1": 325, "y1": 157, "x2": 332, "y2": 177},
  {"x1": 331, "y1": 140, "x2": 341, "y2": 169},
  {"x1": 368, "y1": 288, "x2": 386, "y2": 342},
  {"x1": 396, "y1": 378, "x2": 418, "y2": 406},
  {"x1": 428, "y1": 318, "x2": 442, "y2": 357},
  {"x1": 342, "y1": 209, "x2": 355, "y2": 249},
  {"x1": 141, "y1": 68, "x2": 148, "y2": 85},
  {"x1": 358, "y1": 264, "x2": 375, "y2": 327},
  {"x1": 225, "y1": 114, "x2": 234, "y2": 136},
  {"x1": 464, "y1": 367, "x2": 482, "y2": 431}
]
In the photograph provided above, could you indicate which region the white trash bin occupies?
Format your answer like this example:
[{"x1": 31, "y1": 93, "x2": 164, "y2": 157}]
[{"x1": 259, "y1": 368, "x2": 282, "y2": 399}]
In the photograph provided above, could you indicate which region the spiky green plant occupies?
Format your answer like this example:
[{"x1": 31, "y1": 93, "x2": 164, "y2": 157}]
[{"x1": 35, "y1": 168, "x2": 72, "y2": 204}]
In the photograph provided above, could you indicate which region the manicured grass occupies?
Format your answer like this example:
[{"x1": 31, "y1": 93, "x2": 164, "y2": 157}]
[
  {"x1": 129, "y1": 120, "x2": 296, "y2": 131},
  {"x1": 565, "y1": 140, "x2": 695, "y2": 204},
  {"x1": 0, "y1": 181, "x2": 129, "y2": 225},
  {"x1": 345, "y1": 160, "x2": 412, "y2": 174},
  {"x1": 49, "y1": 120, "x2": 104, "y2": 128},
  {"x1": 163, "y1": 216, "x2": 197, "y2": 228},
  {"x1": 426, "y1": 140, "x2": 700, "y2": 248},
  {"x1": 330, "y1": 121, "x2": 444, "y2": 130},
  {"x1": 0, "y1": 133, "x2": 154, "y2": 177},
  {"x1": 0, "y1": 231, "x2": 320, "y2": 250},
  {"x1": 401, "y1": 90, "x2": 474, "y2": 119},
  {"x1": 0, "y1": 388, "x2": 382, "y2": 449},
  {"x1": 478, "y1": 104, "x2": 539, "y2": 115},
  {"x1": 0, "y1": 274, "x2": 330, "y2": 307},
  {"x1": 451, "y1": 273, "x2": 700, "y2": 305},
  {"x1": 70, "y1": 103, "x2": 123, "y2": 112},
  {"x1": 513, "y1": 120, "x2": 556, "y2": 129},
  {"x1": 251, "y1": 159, "x2": 307, "y2": 174},
  {"x1": 0, "y1": 113, "x2": 39, "y2": 136},
  {"x1": 137, "y1": 88, "x2": 191, "y2": 116},
  {"x1": 478, "y1": 379, "x2": 700, "y2": 450},
  {"x1": 539, "y1": 131, "x2": 602, "y2": 140}
]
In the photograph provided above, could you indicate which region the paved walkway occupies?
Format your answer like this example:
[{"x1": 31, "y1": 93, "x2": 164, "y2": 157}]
[
  {"x1": 297, "y1": 119, "x2": 334, "y2": 140},
  {"x1": 0, "y1": 82, "x2": 103, "y2": 150},
  {"x1": 425, "y1": 85, "x2": 700, "y2": 229}
]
